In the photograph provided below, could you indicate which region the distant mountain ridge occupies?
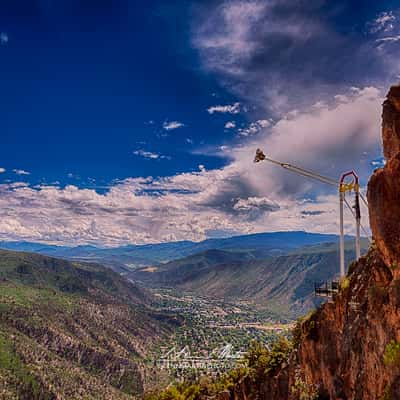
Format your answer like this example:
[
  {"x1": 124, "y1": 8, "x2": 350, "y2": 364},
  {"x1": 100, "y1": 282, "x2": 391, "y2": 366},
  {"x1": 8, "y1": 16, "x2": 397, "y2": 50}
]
[{"x1": 0, "y1": 231, "x2": 352, "y2": 272}]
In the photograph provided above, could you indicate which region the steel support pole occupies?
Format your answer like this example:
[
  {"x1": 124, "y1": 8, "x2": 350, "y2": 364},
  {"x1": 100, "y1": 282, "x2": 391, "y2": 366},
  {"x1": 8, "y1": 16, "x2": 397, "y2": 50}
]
[
  {"x1": 354, "y1": 191, "x2": 361, "y2": 261},
  {"x1": 355, "y1": 220, "x2": 361, "y2": 260},
  {"x1": 339, "y1": 190, "x2": 345, "y2": 278}
]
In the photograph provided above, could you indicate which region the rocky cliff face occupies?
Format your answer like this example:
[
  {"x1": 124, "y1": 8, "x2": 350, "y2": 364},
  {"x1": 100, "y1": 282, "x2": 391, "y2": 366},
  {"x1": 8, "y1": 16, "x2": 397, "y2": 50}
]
[
  {"x1": 381, "y1": 85, "x2": 400, "y2": 160},
  {"x1": 217, "y1": 86, "x2": 400, "y2": 400},
  {"x1": 368, "y1": 86, "x2": 400, "y2": 271}
]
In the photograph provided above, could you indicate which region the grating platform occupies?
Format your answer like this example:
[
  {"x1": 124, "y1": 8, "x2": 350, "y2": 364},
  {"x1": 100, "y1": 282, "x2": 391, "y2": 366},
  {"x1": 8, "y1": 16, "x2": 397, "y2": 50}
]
[{"x1": 314, "y1": 280, "x2": 340, "y2": 298}]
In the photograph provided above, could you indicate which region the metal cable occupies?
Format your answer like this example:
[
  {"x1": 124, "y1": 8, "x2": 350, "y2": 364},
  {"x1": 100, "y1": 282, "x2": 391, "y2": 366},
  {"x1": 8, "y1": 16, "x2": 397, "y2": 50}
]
[
  {"x1": 263, "y1": 156, "x2": 339, "y2": 187},
  {"x1": 343, "y1": 197, "x2": 372, "y2": 243},
  {"x1": 257, "y1": 151, "x2": 373, "y2": 250},
  {"x1": 359, "y1": 192, "x2": 369, "y2": 208}
]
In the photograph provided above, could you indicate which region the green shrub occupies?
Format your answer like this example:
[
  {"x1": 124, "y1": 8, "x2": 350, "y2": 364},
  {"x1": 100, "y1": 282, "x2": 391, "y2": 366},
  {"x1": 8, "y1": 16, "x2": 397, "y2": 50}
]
[
  {"x1": 384, "y1": 340, "x2": 400, "y2": 368},
  {"x1": 149, "y1": 337, "x2": 293, "y2": 399},
  {"x1": 246, "y1": 340, "x2": 270, "y2": 371},
  {"x1": 245, "y1": 337, "x2": 292, "y2": 381},
  {"x1": 265, "y1": 337, "x2": 292, "y2": 375},
  {"x1": 291, "y1": 368, "x2": 318, "y2": 400},
  {"x1": 153, "y1": 383, "x2": 201, "y2": 400},
  {"x1": 340, "y1": 277, "x2": 350, "y2": 291},
  {"x1": 381, "y1": 384, "x2": 391, "y2": 400},
  {"x1": 292, "y1": 317, "x2": 304, "y2": 349}
]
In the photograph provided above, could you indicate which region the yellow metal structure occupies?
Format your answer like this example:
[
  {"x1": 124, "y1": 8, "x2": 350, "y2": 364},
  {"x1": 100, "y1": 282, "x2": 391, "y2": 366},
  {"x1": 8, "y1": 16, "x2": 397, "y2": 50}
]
[{"x1": 254, "y1": 149, "x2": 365, "y2": 279}]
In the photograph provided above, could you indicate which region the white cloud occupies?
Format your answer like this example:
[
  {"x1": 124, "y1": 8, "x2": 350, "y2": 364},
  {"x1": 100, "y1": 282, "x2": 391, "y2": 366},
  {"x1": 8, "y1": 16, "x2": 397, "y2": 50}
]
[
  {"x1": 225, "y1": 121, "x2": 236, "y2": 129},
  {"x1": 376, "y1": 35, "x2": 400, "y2": 43},
  {"x1": 0, "y1": 88, "x2": 380, "y2": 246},
  {"x1": 0, "y1": 176, "x2": 258, "y2": 246},
  {"x1": 233, "y1": 196, "x2": 279, "y2": 212},
  {"x1": 208, "y1": 102, "x2": 241, "y2": 114},
  {"x1": 238, "y1": 119, "x2": 271, "y2": 136},
  {"x1": 371, "y1": 157, "x2": 386, "y2": 168},
  {"x1": 370, "y1": 11, "x2": 396, "y2": 33},
  {"x1": 0, "y1": 168, "x2": 5, "y2": 173},
  {"x1": 13, "y1": 169, "x2": 30, "y2": 176},
  {"x1": 133, "y1": 149, "x2": 170, "y2": 160},
  {"x1": 0, "y1": 32, "x2": 8, "y2": 45},
  {"x1": 311, "y1": 101, "x2": 327, "y2": 109},
  {"x1": 193, "y1": 1, "x2": 400, "y2": 117},
  {"x1": 256, "y1": 120, "x2": 271, "y2": 128},
  {"x1": 334, "y1": 94, "x2": 350, "y2": 103},
  {"x1": 233, "y1": 87, "x2": 382, "y2": 197},
  {"x1": 163, "y1": 121, "x2": 185, "y2": 130},
  {"x1": 193, "y1": 0, "x2": 327, "y2": 112},
  {"x1": 194, "y1": 1, "x2": 268, "y2": 76}
]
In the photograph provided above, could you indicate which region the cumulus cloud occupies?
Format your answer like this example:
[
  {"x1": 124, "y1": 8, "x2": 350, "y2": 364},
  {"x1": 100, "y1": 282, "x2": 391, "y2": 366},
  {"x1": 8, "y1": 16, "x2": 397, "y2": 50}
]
[
  {"x1": 133, "y1": 149, "x2": 170, "y2": 160},
  {"x1": 207, "y1": 102, "x2": 241, "y2": 114},
  {"x1": 193, "y1": 1, "x2": 400, "y2": 114},
  {"x1": 13, "y1": 169, "x2": 30, "y2": 175},
  {"x1": 0, "y1": 87, "x2": 378, "y2": 245},
  {"x1": 233, "y1": 196, "x2": 280, "y2": 220},
  {"x1": 225, "y1": 121, "x2": 236, "y2": 129},
  {"x1": 163, "y1": 121, "x2": 185, "y2": 130},
  {"x1": 0, "y1": 176, "x2": 260, "y2": 246},
  {"x1": 238, "y1": 119, "x2": 271, "y2": 136},
  {"x1": 234, "y1": 87, "x2": 382, "y2": 196}
]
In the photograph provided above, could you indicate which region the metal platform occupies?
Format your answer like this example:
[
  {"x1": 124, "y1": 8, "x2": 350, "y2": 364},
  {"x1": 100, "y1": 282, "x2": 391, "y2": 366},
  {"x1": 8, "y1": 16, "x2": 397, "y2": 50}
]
[{"x1": 314, "y1": 281, "x2": 340, "y2": 298}]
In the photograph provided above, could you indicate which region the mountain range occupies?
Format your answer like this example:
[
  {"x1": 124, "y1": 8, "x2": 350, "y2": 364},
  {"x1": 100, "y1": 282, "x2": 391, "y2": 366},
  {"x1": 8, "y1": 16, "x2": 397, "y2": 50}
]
[
  {"x1": 0, "y1": 231, "x2": 352, "y2": 273},
  {"x1": 0, "y1": 232, "x2": 367, "y2": 319},
  {"x1": 0, "y1": 231, "x2": 368, "y2": 398}
]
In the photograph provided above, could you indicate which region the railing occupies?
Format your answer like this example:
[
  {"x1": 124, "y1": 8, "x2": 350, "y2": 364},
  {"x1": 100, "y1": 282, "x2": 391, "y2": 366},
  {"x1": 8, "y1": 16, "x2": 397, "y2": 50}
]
[{"x1": 314, "y1": 280, "x2": 340, "y2": 298}]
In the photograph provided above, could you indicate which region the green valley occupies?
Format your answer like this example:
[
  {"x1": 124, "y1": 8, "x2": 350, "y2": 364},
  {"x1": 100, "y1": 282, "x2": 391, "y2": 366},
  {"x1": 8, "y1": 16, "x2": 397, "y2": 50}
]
[{"x1": 0, "y1": 237, "x2": 366, "y2": 398}]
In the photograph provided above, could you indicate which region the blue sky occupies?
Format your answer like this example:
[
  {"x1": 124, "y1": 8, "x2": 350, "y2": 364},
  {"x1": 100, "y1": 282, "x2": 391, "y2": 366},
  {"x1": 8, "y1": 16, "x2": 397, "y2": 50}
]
[
  {"x1": 0, "y1": 0, "x2": 399, "y2": 246},
  {"x1": 0, "y1": 0, "x2": 239, "y2": 183}
]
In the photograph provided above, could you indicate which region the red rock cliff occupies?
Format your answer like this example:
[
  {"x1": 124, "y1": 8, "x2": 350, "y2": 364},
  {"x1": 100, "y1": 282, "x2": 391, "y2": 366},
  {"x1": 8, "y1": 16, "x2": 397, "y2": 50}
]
[
  {"x1": 368, "y1": 85, "x2": 400, "y2": 272},
  {"x1": 381, "y1": 85, "x2": 400, "y2": 160},
  {"x1": 218, "y1": 85, "x2": 400, "y2": 400}
]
